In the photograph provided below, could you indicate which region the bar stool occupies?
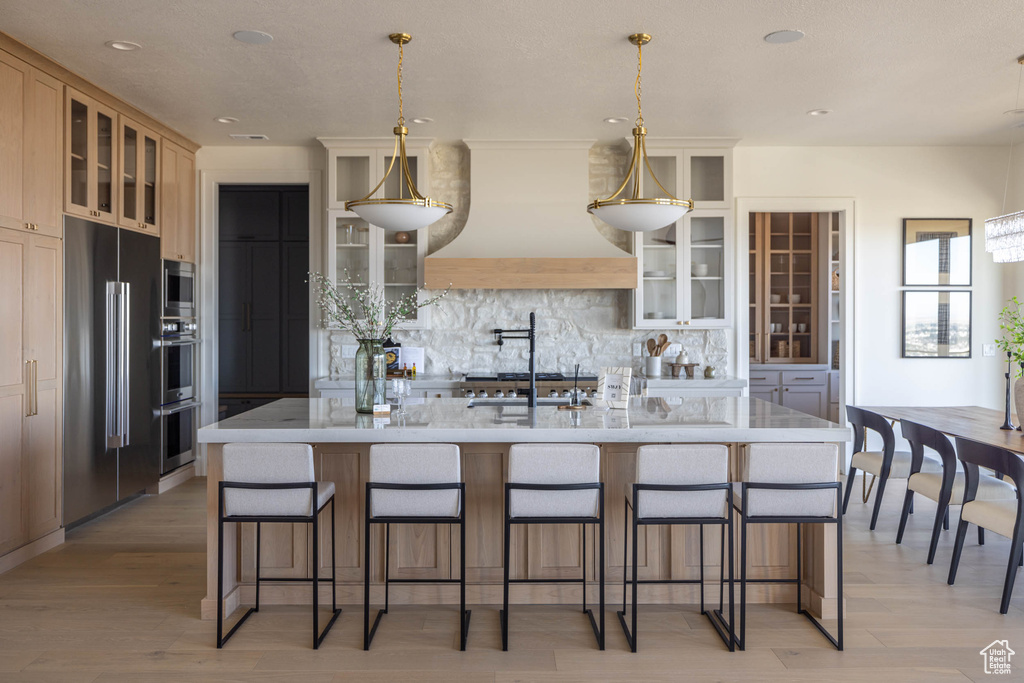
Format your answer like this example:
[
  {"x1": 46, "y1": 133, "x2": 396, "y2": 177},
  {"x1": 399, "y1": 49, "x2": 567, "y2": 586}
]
[
  {"x1": 948, "y1": 437, "x2": 1024, "y2": 614},
  {"x1": 897, "y1": 421, "x2": 1014, "y2": 563},
  {"x1": 735, "y1": 443, "x2": 843, "y2": 651},
  {"x1": 619, "y1": 444, "x2": 734, "y2": 652},
  {"x1": 844, "y1": 406, "x2": 941, "y2": 530},
  {"x1": 217, "y1": 443, "x2": 341, "y2": 649},
  {"x1": 364, "y1": 443, "x2": 470, "y2": 650},
  {"x1": 502, "y1": 443, "x2": 604, "y2": 651}
]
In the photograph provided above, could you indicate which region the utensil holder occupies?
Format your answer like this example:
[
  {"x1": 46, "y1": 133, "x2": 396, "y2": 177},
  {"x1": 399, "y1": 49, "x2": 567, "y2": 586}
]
[{"x1": 644, "y1": 356, "x2": 662, "y2": 378}]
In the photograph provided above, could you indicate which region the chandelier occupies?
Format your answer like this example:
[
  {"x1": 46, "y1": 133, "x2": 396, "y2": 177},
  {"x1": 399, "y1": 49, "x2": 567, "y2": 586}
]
[
  {"x1": 588, "y1": 33, "x2": 693, "y2": 232},
  {"x1": 985, "y1": 56, "x2": 1024, "y2": 262},
  {"x1": 345, "y1": 33, "x2": 452, "y2": 232}
]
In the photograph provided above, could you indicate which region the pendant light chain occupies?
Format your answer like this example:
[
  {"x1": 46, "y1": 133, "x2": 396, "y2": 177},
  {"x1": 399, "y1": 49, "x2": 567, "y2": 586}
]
[
  {"x1": 397, "y1": 39, "x2": 405, "y2": 127},
  {"x1": 635, "y1": 39, "x2": 644, "y2": 128},
  {"x1": 1001, "y1": 60, "x2": 1024, "y2": 214}
]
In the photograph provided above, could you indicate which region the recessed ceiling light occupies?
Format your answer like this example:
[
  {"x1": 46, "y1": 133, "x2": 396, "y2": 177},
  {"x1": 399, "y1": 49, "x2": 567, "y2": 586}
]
[
  {"x1": 105, "y1": 40, "x2": 141, "y2": 51},
  {"x1": 807, "y1": 109, "x2": 833, "y2": 116},
  {"x1": 214, "y1": 116, "x2": 239, "y2": 124},
  {"x1": 604, "y1": 117, "x2": 629, "y2": 124},
  {"x1": 232, "y1": 30, "x2": 273, "y2": 45},
  {"x1": 410, "y1": 117, "x2": 433, "y2": 124},
  {"x1": 764, "y1": 30, "x2": 805, "y2": 44}
]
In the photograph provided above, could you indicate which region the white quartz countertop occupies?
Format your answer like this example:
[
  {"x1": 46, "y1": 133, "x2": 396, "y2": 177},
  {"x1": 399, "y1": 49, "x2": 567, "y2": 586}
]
[
  {"x1": 643, "y1": 376, "x2": 747, "y2": 388},
  {"x1": 198, "y1": 397, "x2": 849, "y2": 444}
]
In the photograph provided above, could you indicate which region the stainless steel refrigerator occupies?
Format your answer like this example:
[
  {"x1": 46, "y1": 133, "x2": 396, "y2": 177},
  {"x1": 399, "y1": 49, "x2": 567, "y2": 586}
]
[{"x1": 64, "y1": 216, "x2": 161, "y2": 527}]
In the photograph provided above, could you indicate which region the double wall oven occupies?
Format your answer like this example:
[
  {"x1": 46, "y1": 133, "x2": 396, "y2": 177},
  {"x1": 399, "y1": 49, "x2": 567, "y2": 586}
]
[{"x1": 160, "y1": 260, "x2": 199, "y2": 474}]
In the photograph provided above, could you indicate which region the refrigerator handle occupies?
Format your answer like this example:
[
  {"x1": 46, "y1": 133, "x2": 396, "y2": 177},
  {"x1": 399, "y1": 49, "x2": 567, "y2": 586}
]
[
  {"x1": 120, "y1": 281, "x2": 130, "y2": 446},
  {"x1": 105, "y1": 282, "x2": 121, "y2": 448}
]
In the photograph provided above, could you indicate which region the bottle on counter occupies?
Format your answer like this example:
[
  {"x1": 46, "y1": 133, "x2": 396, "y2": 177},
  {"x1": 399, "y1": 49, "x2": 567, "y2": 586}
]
[
  {"x1": 411, "y1": 363, "x2": 417, "y2": 379},
  {"x1": 402, "y1": 363, "x2": 409, "y2": 378}
]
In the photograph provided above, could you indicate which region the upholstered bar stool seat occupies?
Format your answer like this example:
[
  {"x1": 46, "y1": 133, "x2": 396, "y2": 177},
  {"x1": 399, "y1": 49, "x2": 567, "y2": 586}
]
[
  {"x1": 620, "y1": 444, "x2": 734, "y2": 653},
  {"x1": 851, "y1": 450, "x2": 941, "y2": 479},
  {"x1": 364, "y1": 443, "x2": 469, "y2": 650},
  {"x1": 502, "y1": 443, "x2": 605, "y2": 651},
  {"x1": 217, "y1": 443, "x2": 341, "y2": 649},
  {"x1": 736, "y1": 443, "x2": 843, "y2": 651}
]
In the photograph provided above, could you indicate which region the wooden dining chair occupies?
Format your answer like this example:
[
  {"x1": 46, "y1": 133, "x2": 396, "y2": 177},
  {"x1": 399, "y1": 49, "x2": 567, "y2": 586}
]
[
  {"x1": 844, "y1": 406, "x2": 940, "y2": 530},
  {"x1": 896, "y1": 421, "x2": 1013, "y2": 563},
  {"x1": 947, "y1": 437, "x2": 1024, "y2": 614}
]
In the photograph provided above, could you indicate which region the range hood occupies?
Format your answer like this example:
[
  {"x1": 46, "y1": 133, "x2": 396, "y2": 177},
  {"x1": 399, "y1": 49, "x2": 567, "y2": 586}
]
[{"x1": 424, "y1": 140, "x2": 637, "y2": 289}]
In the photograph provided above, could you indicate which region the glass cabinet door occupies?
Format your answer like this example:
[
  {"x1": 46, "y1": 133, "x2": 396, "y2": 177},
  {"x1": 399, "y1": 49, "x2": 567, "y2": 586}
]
[
  {"x1": 96, "y1": 109, "x2": 113, "y2": 219},
  {"x1": 119, "y1": 119, "x2": 160, "y2": 232},
  {"x1": 65, "y1": 89, "x2": 117, "y2": 222},
  {"x1": 333, "y1": 215, "x2": 371, "y2": 312},
  {"x1": 67, "y1": 97, "x2": 89, "y2": 212},
  {"x1": 120, "y1": 121, "x2": 138, "y2": 225},
  {"x1": 142, "y1": 131, "x2": 158, "y2": 228},
  {"x1": 687, "y1": 213, "x2": 727, "y2": 324},
  {"x1": 382, "y1": 228, "x2": 420, "y2": 321},
  {"x1": 766, "y1": 212, "x2": 817, "y2": 362}
]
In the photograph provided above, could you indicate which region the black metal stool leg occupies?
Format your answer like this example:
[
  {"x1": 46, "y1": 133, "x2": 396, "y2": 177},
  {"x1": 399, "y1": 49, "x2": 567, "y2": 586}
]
[
  {"x1": 796, "y1": 522, "x2": 802, "y2": 614},
  {"x1": 581, "y1": 522, "x2": 587, "y2": 614},
  {"x1": 501, "y1": 509, "x2": 511, "y2": 651},
  {"x1": 699, "y1": 524, "x2": 706, "y2": 614},
  {"x1": 255, "y1": 522, "x2": 261, "y2": 612},
  {"x1": 312, "y1": 506, "x2": 320, "y2": 649}
]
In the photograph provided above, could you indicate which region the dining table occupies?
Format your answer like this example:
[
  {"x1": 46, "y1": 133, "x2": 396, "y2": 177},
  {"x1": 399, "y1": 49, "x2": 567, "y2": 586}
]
[{"x1": 860, "y1": 405, "x2": 1024, "y2": 455}]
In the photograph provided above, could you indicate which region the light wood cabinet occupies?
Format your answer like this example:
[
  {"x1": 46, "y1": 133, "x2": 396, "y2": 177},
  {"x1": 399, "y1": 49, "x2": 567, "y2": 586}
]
[
  {"x1": 0, "y1": 50, "x2": 62, "y2": 238},
  {"x1": 749, "y1": 212, "x2": 820, "y2": 363},
  {"x1": 65, "y1": 87, "x2": 118, "y2": 224},
  {"x1": 160, "y1": 139, "x2": 196, "y2": 262},
  {"x1": 118, "y1": 116, "x2": 160, "y2": 235},
  {"x1": 0, "y1": 226, "x2": 63, "y2": 555}
]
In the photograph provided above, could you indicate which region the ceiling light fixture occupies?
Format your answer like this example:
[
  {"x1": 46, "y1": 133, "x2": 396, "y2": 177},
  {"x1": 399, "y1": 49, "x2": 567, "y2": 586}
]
[
  {"x1": 345, "y1": 33, "x2": 452, "y2": 232},
  {"x1": 986, "y1": 56, "x2": 1024, "y2": 263},
  {"x1": 232, "y1": 30, "x2": 274, "y2": 45},
  {"x1": 604, "y1": 117, "x2": 629, "y2": 124},
  {"x1": 214, "y1": 116, "x2": 239, "y2": 124},
  {"x1": 764, "y1": 30, "x2": 805, "y2": 44},
  {"x1": 105, "y1": 40, "x2": 141, "y2": 51},
  {"x1": 807, "y1": 109, "x2": 832, "y2": 116},
  {"x1": 410, "y1": 117, "x2": 433, "y2": 124},
  {"x1": 588, "y1": 33, "x2": 692, "y2": 232}
]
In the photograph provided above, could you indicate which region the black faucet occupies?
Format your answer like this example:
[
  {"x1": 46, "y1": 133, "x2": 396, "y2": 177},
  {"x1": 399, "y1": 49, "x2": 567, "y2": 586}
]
[{"x1": 493, "y1": 311, "x2": 537, "y2": 407}]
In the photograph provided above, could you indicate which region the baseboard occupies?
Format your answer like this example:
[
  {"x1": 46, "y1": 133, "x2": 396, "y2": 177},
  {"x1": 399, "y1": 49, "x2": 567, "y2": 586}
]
[
  {"x1": 152, "y1": 464, "x2": 196, "y2": 495},
  {"x1": 0, "y1": 528, "x2": 65, "y2": 575}
]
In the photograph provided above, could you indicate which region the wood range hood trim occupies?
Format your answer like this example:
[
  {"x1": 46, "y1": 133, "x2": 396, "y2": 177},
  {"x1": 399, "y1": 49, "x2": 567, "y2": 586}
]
[{"x1": 424, "y1": 139, "x2": 637, "y2": 290}]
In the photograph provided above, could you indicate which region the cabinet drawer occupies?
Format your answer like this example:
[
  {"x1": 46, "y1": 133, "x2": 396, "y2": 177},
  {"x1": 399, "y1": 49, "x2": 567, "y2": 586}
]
[
  {"x1": 781, "y1": 370, "x2": 827, "y2": 386},
  {"x1": 748, "y1": 371, "x2": 780, "y2": 386}
]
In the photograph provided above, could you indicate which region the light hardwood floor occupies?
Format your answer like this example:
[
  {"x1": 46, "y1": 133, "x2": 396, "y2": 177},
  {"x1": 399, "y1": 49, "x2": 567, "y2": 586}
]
[{"x1": 0, "y1": 475, "x2": 1021, "y2": 681}]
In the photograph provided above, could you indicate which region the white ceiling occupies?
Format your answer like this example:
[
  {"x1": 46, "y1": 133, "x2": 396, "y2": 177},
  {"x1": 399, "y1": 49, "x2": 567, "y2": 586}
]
[{"x1": 3, "y1": 0, "x2": 1024, "y2": 147}]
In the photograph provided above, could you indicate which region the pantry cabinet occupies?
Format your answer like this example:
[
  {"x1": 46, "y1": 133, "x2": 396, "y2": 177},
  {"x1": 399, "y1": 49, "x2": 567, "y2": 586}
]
[
  {"x1": 0, "y1": 226, "x2": 63, "y2": 555},
  {"x1": 0, "y1": 50, "x2": 63, "y2": 238},
  {"x1": 159, "y1": 139, "x2": 196, "y2": 263}
]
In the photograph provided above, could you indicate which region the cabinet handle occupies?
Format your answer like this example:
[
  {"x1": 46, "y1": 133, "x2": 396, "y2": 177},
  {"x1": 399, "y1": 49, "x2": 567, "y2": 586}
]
[
  {"x1": 33, "y1": 360, "x2": 38, "y2": 416},
  {"x1": 785, "y1": 387, "x2": 789, "y2": 392},
  {"x1": 24, "y1": 361, "x2": 32, "y2": 417},
  {"x1": 751, "y1": 376, "x2": 767, "y2": 381},
  {"x1": 792, "y1": 377, "x2": 815, "y2": 381}
]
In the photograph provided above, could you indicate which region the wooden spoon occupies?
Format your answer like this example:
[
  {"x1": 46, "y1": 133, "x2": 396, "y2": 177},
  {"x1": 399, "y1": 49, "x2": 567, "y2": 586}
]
[
  {"x1": 657, "y1": 333, "x2": 668, "y2": 348},
  {"x1": 658, "y1": 341, "x2": 671, "y2": 357},
  {"x1": 646, "y1": 338, "x2": 657, "y2": 356}
]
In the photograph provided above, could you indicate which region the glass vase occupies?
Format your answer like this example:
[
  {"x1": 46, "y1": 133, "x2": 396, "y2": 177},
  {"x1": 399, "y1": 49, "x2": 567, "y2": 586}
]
[{"x1": 355, "y1": 338, "x2": 386, "y2": 413}]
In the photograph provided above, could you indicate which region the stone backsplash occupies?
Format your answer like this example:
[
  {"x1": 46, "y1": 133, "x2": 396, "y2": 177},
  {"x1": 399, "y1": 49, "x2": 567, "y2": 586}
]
[{"x1": 326, "y1": 141, "x2": 729, "y2": 378}]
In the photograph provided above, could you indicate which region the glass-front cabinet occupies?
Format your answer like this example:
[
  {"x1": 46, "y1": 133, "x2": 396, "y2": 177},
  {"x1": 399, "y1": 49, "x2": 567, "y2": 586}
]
[
  {"x1": 65, "y1": 88, "x2": 118, "y2": 223},
  {"x1": 320, "y1": 137, "x2": 437, "y2": 329},
  {"x1": 118, "y1": 117, "x2": 160, "y2": 234},
  {"x1": 632, "y1": 143, "x2": 733, "y2": 329}
]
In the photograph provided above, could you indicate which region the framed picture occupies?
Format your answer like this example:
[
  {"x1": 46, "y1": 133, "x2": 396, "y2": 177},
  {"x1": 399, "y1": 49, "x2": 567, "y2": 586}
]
[
  {"x1": 598, "y1": 366, "x2": 632, "y2": 410},
  {"x1": 902, "y1": 218, "x2": 972, "y2": 286},
  {"x1": 902, "y1": 290, "x2": 972, "y2": 358}
]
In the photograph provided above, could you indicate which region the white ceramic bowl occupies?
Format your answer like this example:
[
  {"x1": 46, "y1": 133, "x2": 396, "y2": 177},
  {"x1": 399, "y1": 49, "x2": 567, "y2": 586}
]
[
  {"x1": 790, "y1": 294, "x2": 802, "y2": 304},
  {"x1": 770, "y1": 294, "x2": 781, "y2": 304}
]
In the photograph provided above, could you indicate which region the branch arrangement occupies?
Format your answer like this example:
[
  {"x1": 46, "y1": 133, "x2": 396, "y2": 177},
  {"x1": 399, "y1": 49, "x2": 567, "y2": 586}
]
[
  {"x1": 997, "y1": 296, "x2": 1024, "y2": 376},
  {"x1": 308, "y1": 270, "x2": 449, "y2": 340}
]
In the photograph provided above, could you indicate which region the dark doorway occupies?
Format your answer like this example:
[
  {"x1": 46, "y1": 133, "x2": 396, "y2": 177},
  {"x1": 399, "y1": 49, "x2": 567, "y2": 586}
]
[{"x1": 218, "y1": 185, "x2": 309, "y2": 418}]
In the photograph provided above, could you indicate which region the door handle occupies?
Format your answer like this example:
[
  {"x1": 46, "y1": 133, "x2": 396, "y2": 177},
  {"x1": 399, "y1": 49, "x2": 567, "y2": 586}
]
[
  {"x1": 32, "y1": 360, "x2": 38, "y2": 416},
  {"x1": 24, "y1": 361, "x2": 32, "y2": 417},
  {"x1": 121, "y1": 282, "x2": 131, "y2": 446}
]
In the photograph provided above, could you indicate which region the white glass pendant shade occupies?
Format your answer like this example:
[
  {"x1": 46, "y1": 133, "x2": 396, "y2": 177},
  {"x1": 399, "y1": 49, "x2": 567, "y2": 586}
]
[
  {"x1": 986, "y1": 210, "x2": 1024, "y2": 263},
  {"x1": 348, "y1": 199, "x2": 452, "y2": 232},
  {"x1": 345, "y1": 33, "x2": 454, "y2": 232},
  {"x1": 588, "y1": 200, "x2": 690, "y2": 232}
]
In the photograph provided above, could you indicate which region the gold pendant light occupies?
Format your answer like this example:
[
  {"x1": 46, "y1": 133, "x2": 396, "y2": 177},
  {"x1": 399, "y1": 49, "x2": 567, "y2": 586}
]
[
  {"x1": 588, "y1": 33, "x2": 693, "y2": 232},
  {"x1": 345, "y1": 33, "x2": 452, "y2": 232}
]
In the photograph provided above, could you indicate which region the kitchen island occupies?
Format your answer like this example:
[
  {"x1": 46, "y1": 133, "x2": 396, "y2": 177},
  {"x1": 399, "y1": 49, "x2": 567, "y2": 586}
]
[{"x1": 199, "y1": 396, "x2": 850, "y2": 621}]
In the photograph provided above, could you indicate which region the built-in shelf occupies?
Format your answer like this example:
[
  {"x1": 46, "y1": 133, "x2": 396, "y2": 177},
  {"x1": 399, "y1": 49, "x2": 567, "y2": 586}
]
[
  {"x1": 70, "y1": 152, "x2": 85, "y2": 162},
  {"x1": 385, "y1": 282, "x2": 418, "y2": 287},
  {"x1": 643, "y1": 276, "x2": 675, "y2": 281},
  {"x1": 692, "y1": 276, "x2": 723, "y2": 281}
]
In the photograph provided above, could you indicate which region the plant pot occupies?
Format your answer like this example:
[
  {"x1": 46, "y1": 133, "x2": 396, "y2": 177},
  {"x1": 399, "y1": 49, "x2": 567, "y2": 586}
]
[
  {"x1": 1015, "y1": 377, "x2": 1024, "y2": 432},
  {"x1": 355, "y1": 338, "x2": 386, "y2": 413}
]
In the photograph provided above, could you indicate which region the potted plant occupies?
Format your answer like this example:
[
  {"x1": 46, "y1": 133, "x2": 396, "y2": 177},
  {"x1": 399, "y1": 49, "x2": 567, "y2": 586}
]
[
  {"x1": 997, "y1": 296, "x2": 1024, "y2": 429},
  {"x1": 309, "y1": 271, "x2": 448, "y2": 413}
]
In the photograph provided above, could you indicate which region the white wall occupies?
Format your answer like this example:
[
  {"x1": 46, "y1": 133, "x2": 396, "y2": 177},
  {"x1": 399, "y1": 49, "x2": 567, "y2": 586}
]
[{"x1": 735, "y1": 146, "x2": 1007, "y2": 409}]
